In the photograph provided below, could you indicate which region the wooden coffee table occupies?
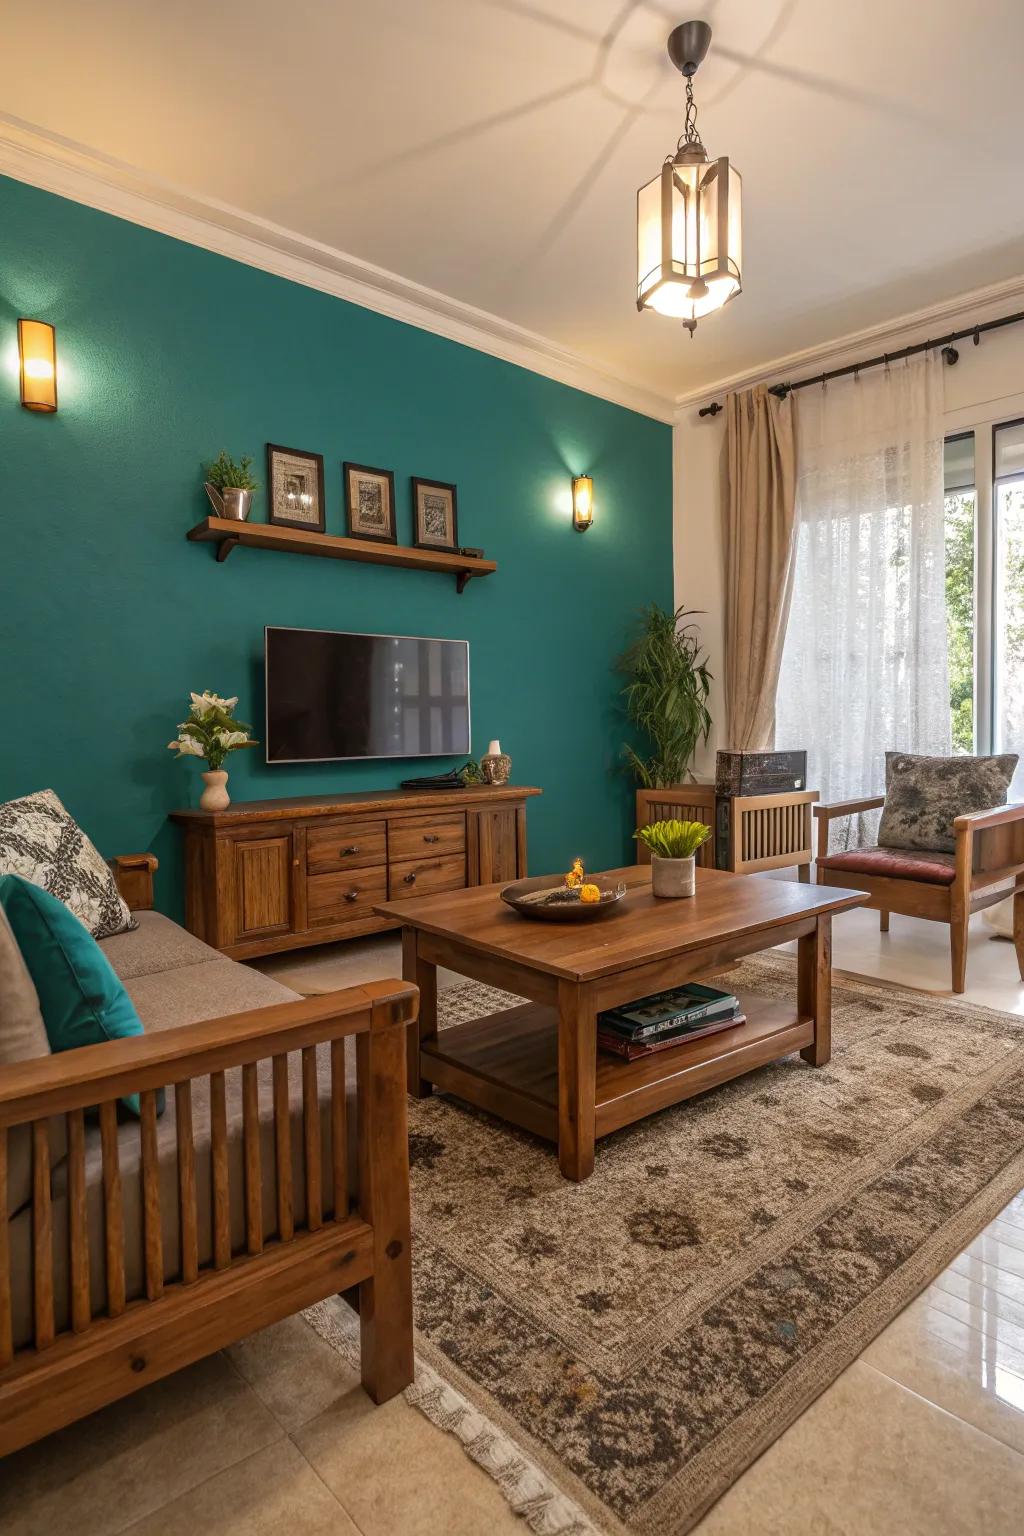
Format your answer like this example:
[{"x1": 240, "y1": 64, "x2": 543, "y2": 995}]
[{"x1": 376, "y1": 865, "x2": 866, "y2": 1181}]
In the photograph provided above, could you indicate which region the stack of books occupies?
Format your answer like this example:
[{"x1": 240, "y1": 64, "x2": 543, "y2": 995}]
[{"x1": 597, "y1": 982, "x2": 744, "y2": 1061}]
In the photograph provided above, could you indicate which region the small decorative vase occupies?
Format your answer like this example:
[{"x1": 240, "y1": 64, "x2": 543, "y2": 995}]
[
  {"x1": 199, "y1": 769, "x2": 230, "y2": 811},
  {"x1": 481, "y1": 738, "x2": 512, "y2": 785},
  {"x1": 651, "y1": 853, "x2": 696, "y2": 899}
]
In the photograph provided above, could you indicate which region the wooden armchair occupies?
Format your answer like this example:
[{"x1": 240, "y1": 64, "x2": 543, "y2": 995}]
[
  {"x1": 814, "y1": 797, "x2": 1024, "y2": 992},
  {"x1": 0, "y1": 964, "x2": 416, "y2": 1455}
]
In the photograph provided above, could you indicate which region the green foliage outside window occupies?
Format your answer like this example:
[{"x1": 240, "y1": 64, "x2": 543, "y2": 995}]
[{"x1": 944, "y1": 491, "x2": 975, "y2": 754}]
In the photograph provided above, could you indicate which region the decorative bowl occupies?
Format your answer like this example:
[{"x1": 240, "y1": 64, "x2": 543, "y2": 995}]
[{"x1": 500, "y1": 874, "x2": 628, "y2": 922}]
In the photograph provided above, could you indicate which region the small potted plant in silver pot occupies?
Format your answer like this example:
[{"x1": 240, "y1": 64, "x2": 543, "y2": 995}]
[
  {"x1": 634, "y1": 818, "x2": 711, "y2": 898},
  {"x1": 204, "y1": 451, "x2": 259, "y2": 521}
]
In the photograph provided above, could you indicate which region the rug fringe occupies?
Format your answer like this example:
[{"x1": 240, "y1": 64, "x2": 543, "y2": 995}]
[{"x1": 304, "y1": 1301, "x2": 600, "y2": 1536}]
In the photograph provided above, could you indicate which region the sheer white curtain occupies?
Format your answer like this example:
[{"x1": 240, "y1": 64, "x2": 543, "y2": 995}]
[{"x1": 776, "y1": 354, "x2": 950, "y2": 848}]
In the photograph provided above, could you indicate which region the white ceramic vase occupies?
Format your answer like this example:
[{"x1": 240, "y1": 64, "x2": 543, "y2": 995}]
[
  {"x1": 651, "y1": 853, "x2": 696, "y2": 899},
  {"x1": 199, "y1": 769, "x2": 230, "y2": 811}
]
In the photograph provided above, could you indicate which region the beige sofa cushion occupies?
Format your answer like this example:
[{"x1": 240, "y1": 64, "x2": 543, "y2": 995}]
[
  {"x1": 98, "y1": 910, "x2": 221, "y2": 980},
  {"x1": 9, "y1": 933, "x2": 359, "y2": 1349},
  {"x1": 0, "y1": 907, "x2": 54, "y2": 1217}
]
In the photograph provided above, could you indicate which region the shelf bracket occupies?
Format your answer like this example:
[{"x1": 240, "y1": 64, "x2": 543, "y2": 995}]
[
  {"x1": 216, "y1": 537, "x2": 240, "y2": 563},
  {"x1": 456, "y1": 571, "x2": 472, "y2": 594}
]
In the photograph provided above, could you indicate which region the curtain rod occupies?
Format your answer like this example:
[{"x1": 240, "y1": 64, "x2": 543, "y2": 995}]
[{"x1": 696, "y1": 308, "x2": 1024, "y2": 418}]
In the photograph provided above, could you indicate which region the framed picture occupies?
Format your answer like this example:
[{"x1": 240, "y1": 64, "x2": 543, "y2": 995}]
[
  {"x1": 412, "y1": 478, "x2": 459, "y2": 552},
  {"x1": 266, "y1": 444, "x2": 326, "y2": 532},
  {"x1": 343, "y1": 462, "x2": 397, "y2": 544}
]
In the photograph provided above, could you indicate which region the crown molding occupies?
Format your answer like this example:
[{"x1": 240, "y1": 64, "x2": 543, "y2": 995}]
[
  {"x1": 0, "y1": 114, "x2": 676, "y2": 424},
  {"x1": 673, "y1": 271, "x2": 1024, "y2": 419}
]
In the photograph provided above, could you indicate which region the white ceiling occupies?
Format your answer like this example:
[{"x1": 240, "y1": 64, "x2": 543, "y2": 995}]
[{"x1": 4, "y1": 0, "x2": 1024, "y2": 406}]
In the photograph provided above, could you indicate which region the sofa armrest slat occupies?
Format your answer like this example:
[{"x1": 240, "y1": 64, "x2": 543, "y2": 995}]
[
  {"x1": 176, "y1": 1081, "x2": 199, "y2": 1286},
  {"x1": 100, "y1": 1103, "x2": 126, "y2": 1317},
  {"x1": 211, "y1": 1072, "x2": 230, "y2": 1271}
]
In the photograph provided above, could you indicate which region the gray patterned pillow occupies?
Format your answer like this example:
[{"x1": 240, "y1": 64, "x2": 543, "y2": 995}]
[
  {"x1": 878, "y1": 753, "x2": 1018, "y2": 853},
  {"x1": 0, "y1": 789, "x2": 137, "y2": 938}
]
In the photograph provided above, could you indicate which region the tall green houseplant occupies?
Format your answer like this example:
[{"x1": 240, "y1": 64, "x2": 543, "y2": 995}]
[{"x1": 619, "y1": 605, "x2": 712, "y2": 788}]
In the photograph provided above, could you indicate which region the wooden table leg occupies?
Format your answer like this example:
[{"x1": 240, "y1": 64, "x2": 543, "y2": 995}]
[
  {"x1": 402, "y1": 927, "x2": 436, "y2": 1098},
  {"x1": 557, "y1": 980, "x2": 596, "y2": 1182},
  {"x1": 798, "y1": 914, "x2": 832, "y2": 1067}
]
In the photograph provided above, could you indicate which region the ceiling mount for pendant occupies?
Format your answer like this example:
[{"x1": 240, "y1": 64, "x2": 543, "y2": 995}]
[
  {"x1": 635, "y1": 19, "x2": 742, "y2": 337},
  {"x1": 666, "y1": 20, "x2": 711, "y2": 77}
]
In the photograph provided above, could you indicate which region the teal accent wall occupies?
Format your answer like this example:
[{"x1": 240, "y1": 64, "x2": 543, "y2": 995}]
[{"x1": 0, "y1": 173, "x2": 672, "y2": 919}]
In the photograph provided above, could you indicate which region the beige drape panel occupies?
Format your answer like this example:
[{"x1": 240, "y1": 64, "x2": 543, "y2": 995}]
[{"x1": 723, "y1": 384, "x2": 797, "y2": 750}]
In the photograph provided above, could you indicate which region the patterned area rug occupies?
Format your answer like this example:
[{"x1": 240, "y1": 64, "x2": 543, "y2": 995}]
[{"x1": 309, "y1": 955, "x2": 1024, "y2": 1535}]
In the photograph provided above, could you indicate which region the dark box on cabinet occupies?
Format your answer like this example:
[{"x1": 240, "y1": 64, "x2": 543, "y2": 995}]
[{"x1": 715, "y1": 749, "x2": 807, "y2": 796}]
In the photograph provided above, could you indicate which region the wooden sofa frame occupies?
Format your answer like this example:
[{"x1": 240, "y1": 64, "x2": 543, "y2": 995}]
[
  {"x1": 0, "y1": 854, "x2": 416, "y2": 1456},
  {"x1": 814, "y1": 800, "x2": 1024, "y2": 992}
]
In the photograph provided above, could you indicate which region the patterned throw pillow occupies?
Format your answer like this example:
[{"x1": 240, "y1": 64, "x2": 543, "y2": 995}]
[
  {"x1": 878, "y1": 753, "x2": 1019, "y2": 854},
  {"x1": 0, "y1": 789, "x2": 136, "y2": 938}
]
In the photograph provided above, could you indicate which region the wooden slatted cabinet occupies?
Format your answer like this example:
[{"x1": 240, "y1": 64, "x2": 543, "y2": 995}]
[{"x1": 172, "y1": 785, "x2": 540, "y2": 959}]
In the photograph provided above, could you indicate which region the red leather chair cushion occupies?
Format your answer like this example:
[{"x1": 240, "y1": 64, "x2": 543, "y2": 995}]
[{"x1": 817, "y1": 847, "x2": 957, "y2": 886}]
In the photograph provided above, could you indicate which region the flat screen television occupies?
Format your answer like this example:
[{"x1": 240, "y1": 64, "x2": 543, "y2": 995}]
[{"x1": 264, "y1": 626, "x2": 470, "y2": 763}]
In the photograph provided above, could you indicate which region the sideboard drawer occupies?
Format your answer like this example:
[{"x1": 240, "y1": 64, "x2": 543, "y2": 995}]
[
  {"x1": 307, "y1": 819, "x2": 387, "y2": 874},
  {"x1": 307, "y1": 865, "x2": 388, "y2": 926},
  {"x1": 388, "y1": 812, "x2": 465, "y2": 862},
  {"x1": 388, "y1": 852, "x2": 467, "y2": 899}
]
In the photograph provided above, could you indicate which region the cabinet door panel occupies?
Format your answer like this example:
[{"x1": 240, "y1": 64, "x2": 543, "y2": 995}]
[
  {"x1": 475, "y1": 808, "x2": 520, "y2": 885},
  {"x1": 234, "y1": 836, "x2": 292, "y2": 939}
]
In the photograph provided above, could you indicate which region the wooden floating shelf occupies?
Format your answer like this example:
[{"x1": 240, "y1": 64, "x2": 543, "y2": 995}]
[{"x1": 187, "y1": 516, "x2": 497, "y2": 593}]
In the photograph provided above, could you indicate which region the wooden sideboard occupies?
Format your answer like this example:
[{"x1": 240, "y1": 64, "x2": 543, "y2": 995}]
[{"x1": 171, "y1": 785, "x2": 541, "y2": 959}]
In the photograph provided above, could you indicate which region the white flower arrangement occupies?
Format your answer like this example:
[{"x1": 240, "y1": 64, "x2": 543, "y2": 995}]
[{"x1": 167, "y1": 690, "x2": 258, "y2": 771}]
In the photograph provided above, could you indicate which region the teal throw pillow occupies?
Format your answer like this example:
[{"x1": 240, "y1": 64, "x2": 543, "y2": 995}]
[{"x1": 0, "y1": 874, "x2": 148, "y2": 1114}]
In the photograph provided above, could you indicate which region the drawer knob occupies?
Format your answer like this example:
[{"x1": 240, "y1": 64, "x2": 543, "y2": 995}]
[
  {"x1": 423, "y1": 834, "x2": 440, "y2": 844},
  {"x1": 345, "y1": 889, "x2": 360, "y2": 902},
  {"x1": 342, "y1": 845, "x2": 359, "y2": 856},
  {"x1": 403, "y1": 872, "x2": 417, "y2": 884}
]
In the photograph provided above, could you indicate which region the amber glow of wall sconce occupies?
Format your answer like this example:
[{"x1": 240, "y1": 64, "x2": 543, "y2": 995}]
[
  {"x1": 572, "y1": 474, "x2": 593, "y2": 532},
  {"x1": 18, "y1": 319, "x2": 57, "y2": 412}
]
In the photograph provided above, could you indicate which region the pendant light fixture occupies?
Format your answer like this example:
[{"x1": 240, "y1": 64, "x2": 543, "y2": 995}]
[{"x1": 636, "y1": 20, "x2": 742, "y2": 336}]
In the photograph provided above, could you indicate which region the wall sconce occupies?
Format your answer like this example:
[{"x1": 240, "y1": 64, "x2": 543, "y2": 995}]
[
  {"x1": 572, "y1": 474, "x2": 593, "y2": 532},
  {"x1": 18, "y1": 319, "x2": 57, "y2": 412}
]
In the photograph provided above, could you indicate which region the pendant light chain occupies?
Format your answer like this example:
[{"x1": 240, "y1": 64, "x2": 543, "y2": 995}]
[{"x1": 679, "y1": 75, "x2": 705, "y2": 155}]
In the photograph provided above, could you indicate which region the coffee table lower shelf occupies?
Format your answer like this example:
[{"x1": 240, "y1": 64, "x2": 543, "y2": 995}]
[{"x1": 419, "y1": 989, "x2": 814, "y2": 1143}]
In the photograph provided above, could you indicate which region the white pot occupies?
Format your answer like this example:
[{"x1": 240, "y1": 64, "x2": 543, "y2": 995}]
[
  {"x1": 651, "y1": 853, "x2": 696, "y2": 899},
  {"x1": 199, "y1": 769, "x2": 230, "y2": 812}
]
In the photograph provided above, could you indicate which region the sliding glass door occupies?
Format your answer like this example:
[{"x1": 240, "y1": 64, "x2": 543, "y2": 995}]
[
  {"x1": 945, "y1": 418, "x2": 1024, "y2": 798},
  {"x1": 994, "y1": 421, "x2": 1024, "y2": 797}
]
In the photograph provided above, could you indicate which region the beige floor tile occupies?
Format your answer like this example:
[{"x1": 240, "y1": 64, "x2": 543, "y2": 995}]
[
  {"x1": 924, "y1": 1280, "x2": 1024, "y2": 1356},
  {"x1": 694, "y1": 1360, "x2": 1024, "y2": 1535},
  {"x1": 862, "y1": 1295, "x2": 1024, "y2": 1452},
  {"x1": 772, "y1": 884, "x2": 1024, "y2": 1010},
  {"x1": 998, "y1": 1199, "x2": 1024, "y2": 1234},
  {"x1": 227, "y1": 1309, "x2": 362, "y2": 1432},
  {"x1": 988, "y1": 1219, "x2": 1024, "y2": 1253},
  {"x1": 965, "y1": 1234, "x2": 1024, "y2": 1280},
  {"x1": 293, "y1": 1380, "x2": 525, "y2": 1536},
  {"x1": 0, "y1": 1353, "x2": 283, "y2": 1536},
  {"x1": 931, "y1": 1265, "x2": 1024, "y2": 1333},
  {"x1": 949, "y1": 1250, "x2": 1024, "y2": 1307},
  {"x1": 123, "y1": 1439, "x2": 358, "y2": 1535}
]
